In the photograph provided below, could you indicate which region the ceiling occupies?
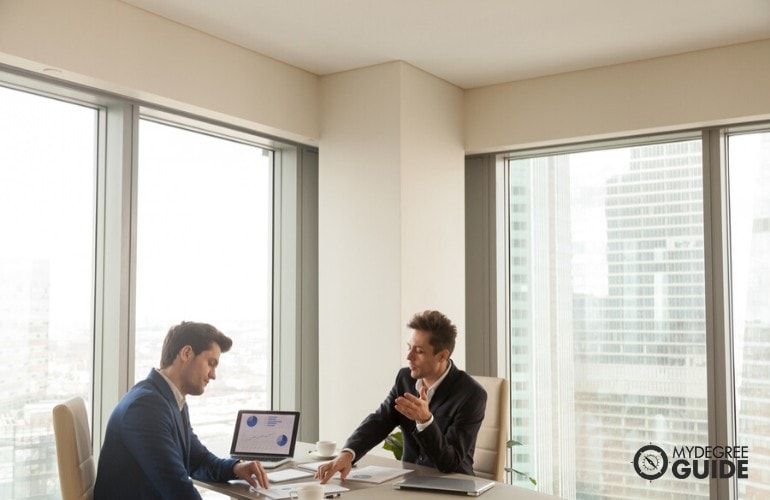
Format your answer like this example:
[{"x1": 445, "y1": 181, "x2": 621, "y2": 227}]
[{"x1": 122, "y1": 0, "x2": 770, "y2": 89}]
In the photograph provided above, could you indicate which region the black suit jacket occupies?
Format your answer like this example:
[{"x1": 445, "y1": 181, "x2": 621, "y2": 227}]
[{"x1": 343, "y1": 363, "x2": 487, "y2": 475}]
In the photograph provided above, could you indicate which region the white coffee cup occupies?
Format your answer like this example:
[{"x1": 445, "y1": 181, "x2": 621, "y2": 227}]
[
  {"x1": 316, "y1": 440, "x2": 336, "y2": 456},
  {"x1": 289, "y1": 484, "x2": 324, "y2": 500}
]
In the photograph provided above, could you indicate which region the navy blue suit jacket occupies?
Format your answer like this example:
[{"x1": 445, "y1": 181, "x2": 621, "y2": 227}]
[
  {"x1": 94, "y1": 369, "x2": 238, "y2": 499},
  {"x1": 343, "y1": 363, "x2": 487, "y2": 475}
]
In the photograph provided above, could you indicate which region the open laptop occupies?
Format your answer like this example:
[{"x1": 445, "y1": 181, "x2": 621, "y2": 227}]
[
  {"x1": 229, "y1": 410, "x2": 300, "y2": 469},
  {"x1": 392, "y1": 476, "x2": 496, "y2": 496}
]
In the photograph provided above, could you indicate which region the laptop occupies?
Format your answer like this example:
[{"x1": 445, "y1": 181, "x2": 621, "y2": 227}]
[
  {"x1": 392, "y1": 476, "x2": 496, "y2": 496},
  {"x1": 229, "y1": 410, "x2": 300, "y2": 469}
]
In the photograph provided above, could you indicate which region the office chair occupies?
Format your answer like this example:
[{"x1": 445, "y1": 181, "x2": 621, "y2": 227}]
[
  {"x1": 471, "y1": 376, "x2": 509, "y2": 481},
  {"x1": 52, "y1": 397, "x2": 95, "y2": 500}
]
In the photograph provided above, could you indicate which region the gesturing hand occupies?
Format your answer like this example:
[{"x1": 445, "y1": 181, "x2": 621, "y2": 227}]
[{"x1": 394, "y1": 385, "x2": 432, "y2": 424}]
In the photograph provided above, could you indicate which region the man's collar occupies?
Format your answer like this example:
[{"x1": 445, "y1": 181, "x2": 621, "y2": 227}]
[
  {"x1": 155, "y1": 368, "x2": 186, "y2": 411},
  {"x1": 416, "y1": 359, "x2": 453, "y2": 398}
]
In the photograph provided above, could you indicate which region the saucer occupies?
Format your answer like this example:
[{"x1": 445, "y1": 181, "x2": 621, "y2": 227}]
[{"x1": 309, "y1": 450, "x2": 338, "y2": 460}]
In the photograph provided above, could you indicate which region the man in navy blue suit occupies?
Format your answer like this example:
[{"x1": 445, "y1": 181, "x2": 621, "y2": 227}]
[
  {"x1": 316, "y1": 310, "x2": 487, "y2": 483},
  {"x1": 94, "y1": 321, "x2": 269, "y2": 499}
]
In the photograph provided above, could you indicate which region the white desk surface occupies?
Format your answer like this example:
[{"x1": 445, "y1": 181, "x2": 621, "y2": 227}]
[{"x1": 195, "y1": 442, "x2": 559, "y2": 500}]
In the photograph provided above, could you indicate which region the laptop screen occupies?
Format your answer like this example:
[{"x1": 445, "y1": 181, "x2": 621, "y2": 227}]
[{"x1": 229, "y1": 410, "x2": 300, "y2": 459}]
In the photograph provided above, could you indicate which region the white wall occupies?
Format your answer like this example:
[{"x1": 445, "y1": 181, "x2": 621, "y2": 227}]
[
  {"x1": 318, "y1": 63, "x2": 403, "y2": 445},
  {"x1": 465, "y1": 39, "x2": 770, "y2": 153},
  {"x1": 399, "y1": 65, "x2": 466, "y2": 359},
  {"x1": 318, "y1": 62, "x2": 465, "y2": 445},
  {"x1": 0, "y1": 0, "x2": 319, "y2": 144}
]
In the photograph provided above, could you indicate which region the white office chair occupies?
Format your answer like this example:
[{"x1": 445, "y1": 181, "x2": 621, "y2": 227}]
[
  {"x1": 52, "y1": 397, "x2": 95, "y2": 500},
  {"x1": 471, "y1": 376, "x2": 509, "y2": 481}
]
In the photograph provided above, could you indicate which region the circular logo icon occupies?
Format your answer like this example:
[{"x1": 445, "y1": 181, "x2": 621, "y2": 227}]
[{"x1": 633, "y1": 444, "x2": 668, "y2": 480}]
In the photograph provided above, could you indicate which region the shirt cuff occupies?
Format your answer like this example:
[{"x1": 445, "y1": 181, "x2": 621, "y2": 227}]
[
  {"x1": 415, "y1": 415, "x2": 434, "y2": 432},
  {"x1": 341, "y1": 448, "x2": 357, "y2": 462}
]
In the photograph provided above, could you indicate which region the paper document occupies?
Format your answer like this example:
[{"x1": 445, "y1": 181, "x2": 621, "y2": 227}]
[
  {"x1": 344, "y1": 465, "x2": 413, "y2": 484},
  {"x1": 267, "y1": 468, "x2": 314, "y2": 483},
  {"x1": 256, "y1": 481, "x2": 348, "y2": 499},
  {"x1": 297, "y1": 460, "x2": 332, "y2": 471}
]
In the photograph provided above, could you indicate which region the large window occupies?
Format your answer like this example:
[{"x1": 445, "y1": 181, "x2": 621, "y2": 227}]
[
  {"x1": 493, "y1": 128, "x2": 770, "y2": 499},
  {"x1": 0, "y1": 86, "x2": 97, "y2": 498},
  {"x1": 0, "y1": 71, "x2": 316, "y2": 500},
  {"x1": 134, "y1": 119, "x2": 273, "y2": 453},
  {"x1": 507, "y1": 139, "x2": 709, "y2": 498}
]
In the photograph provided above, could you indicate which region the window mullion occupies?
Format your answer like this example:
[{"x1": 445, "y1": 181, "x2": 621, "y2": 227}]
[
  {"x1": 701, "y1": 128, "x2": 736, "y2": 500},
  {"x1": 92, "y1": 102, "x2": 138, "y2": 456}
]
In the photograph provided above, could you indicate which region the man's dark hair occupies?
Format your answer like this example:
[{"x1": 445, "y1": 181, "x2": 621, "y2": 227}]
[
  {"x1": 159, "y1": 321, "x2": 233, "y2": 368},
  {"x1": 407, "y1": 310, "x2": 457, "y2": 356}
]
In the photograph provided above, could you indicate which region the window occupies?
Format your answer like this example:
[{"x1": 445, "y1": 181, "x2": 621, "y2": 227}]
[
  {"x1": 134, "y1": 119, "x2": 273, "y2": 453},
  {"x1": 505, "y1": 139, "x2": 710, "y2": 498},
  {"x1": 728, "y1": 130, "x2": 770, "y2": 499},
  {"x1": 0, "y1": 85, "x2": 97, "y2": 498},
  {"x1": 0, "y1": 70, "x2": 317, "y2": 500}
]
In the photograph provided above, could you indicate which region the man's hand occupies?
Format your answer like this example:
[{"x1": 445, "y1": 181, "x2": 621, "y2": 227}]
[
  {"x1": 315, "y1": 450, "x2": 354, "y2": 484},
  {"x1": 395, "y1": 385, "x2": 432, "y2": 423},
  {"x1": 233, "y1": 460, "x2": 269, "y2": 490}
]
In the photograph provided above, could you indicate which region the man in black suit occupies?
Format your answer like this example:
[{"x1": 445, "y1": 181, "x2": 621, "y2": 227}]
[{"x1": 317, "y1": 310, "x2": 487, "y2": 482}]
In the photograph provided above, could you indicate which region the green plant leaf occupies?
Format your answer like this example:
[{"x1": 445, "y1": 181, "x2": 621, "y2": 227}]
[
  {"x1": 505, "y1": 441, "x2": 537, "y2": 486},
  {"x1": 382, "y1": 431, "x2": 403, "y2": 460}
]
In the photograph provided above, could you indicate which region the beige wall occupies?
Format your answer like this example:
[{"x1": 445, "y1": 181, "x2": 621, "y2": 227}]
[
  {"x1": 318, "y1": 62, "x2": 404, "y2": 445},
  {"x1": 0, "y1": 0, "x2": 319, "y2": 144},
  {"x1": 465, "y1": 39, "x2": 770, "y2": 153},
  {"x1": 399, "y1": 65, "x2": 466, "y2": 358},
  {"x1": 318, "y1": 62, "x2": 465, "y2": 445}
]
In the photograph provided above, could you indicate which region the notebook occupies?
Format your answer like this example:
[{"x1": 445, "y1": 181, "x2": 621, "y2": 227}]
[
  {"x1": 392, "y1": 476, "x2": 496, "y2": 496},
  {"x1": 229, "y1": 410, "x2": 300, "y2": 468}
]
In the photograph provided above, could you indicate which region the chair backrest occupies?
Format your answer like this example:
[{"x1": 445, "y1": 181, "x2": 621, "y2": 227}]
[
  {"x1": 52, "y1": 397, "x2": 95, "y2": 500},
  {"x1": 471, "y1": 376, "x2": 509, "y2": 482}
]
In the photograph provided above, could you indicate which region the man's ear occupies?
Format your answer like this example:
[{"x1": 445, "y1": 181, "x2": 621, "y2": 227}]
[
  {"x1": 438, "y1": 349, "x2": 450, "y2": 363},
  {"x1": 180, "y1": 345, "x2": 194, "y2": 362}
]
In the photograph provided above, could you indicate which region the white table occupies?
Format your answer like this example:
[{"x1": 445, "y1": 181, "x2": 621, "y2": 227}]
[{"x1": 195, "y1": 442, "x2": 559, "y2": 499}]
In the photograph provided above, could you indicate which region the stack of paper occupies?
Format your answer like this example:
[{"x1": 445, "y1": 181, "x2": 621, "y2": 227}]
[
  {"x1": 266, "y1": 468, "x2": 314, "y2": 483},
  {"x1": 257, "y1": 481, "x2": 348, "y2": 500},
  {"x1": 344, "y1": 466, "x2": 413, "y2": 484},
  {"x1": 296, "y1": 461, "x2": 328, "y2": 472}
]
